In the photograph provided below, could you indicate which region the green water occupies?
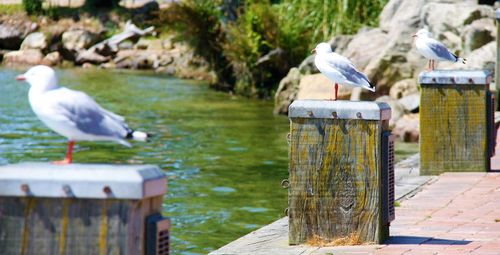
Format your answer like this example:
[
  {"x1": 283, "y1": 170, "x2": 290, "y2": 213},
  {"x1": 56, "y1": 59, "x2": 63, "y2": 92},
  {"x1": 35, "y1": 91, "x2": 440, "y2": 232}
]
[{"x1": 0, "y1": 68, "x2": 418, "y2": 254}]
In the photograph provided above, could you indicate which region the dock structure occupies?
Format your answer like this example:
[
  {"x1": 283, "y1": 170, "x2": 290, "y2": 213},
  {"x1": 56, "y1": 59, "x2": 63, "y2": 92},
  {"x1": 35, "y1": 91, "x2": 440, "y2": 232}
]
[
  {"x1": 287, "y1": 100, "x2": 394, "y2": 245},
  {"x1": 0, "y1": 163, "x2": 169, "y2": 255},
  {"x1": 419, "y1": 70, "x2": 495, "y2": 175}
]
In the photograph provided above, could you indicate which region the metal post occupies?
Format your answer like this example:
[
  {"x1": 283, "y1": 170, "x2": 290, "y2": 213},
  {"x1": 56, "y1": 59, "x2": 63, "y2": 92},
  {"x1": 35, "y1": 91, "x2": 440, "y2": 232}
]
[
  {"x1": 419, "y1": 70, "x2": 494, "y2": 175},
  {"x1": 287, "y1": 100, "x2": 394, "y2": 245},
  {"x1": 0, "y1": 163, "x2": 169, "y2": 255}
]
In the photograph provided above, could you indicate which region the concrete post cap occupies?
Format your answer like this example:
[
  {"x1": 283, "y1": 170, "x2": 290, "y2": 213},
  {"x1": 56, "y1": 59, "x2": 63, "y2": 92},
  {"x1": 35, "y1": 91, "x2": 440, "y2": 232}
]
[{"x1": 288, "y1": 100, "x2": 391, "y2": 120}]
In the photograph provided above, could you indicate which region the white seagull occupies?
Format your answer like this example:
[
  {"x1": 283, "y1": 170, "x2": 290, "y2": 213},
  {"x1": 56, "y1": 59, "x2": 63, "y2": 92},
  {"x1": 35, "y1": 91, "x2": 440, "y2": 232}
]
[
  {"x1": 413, "y1": 29, "x2": 466, "y2": 70},
  {"x1": 16, "y1": 65, "x2": 149, "y2": 164},
  {"x1": 312, "y1": 42, "x2": 375, "y2": 100}
]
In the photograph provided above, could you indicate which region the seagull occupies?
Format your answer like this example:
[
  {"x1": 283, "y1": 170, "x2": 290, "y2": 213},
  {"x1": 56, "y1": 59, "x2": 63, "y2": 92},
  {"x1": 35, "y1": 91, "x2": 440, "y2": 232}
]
[
  {"x1": 312, "y1": 42, "x2": 375, "y2": 100},
  {"x1": 413, "y1": 29, "x2": 466, "y2": 70},
  {"x1": 16, "y1": 65, "x2": 149, "y2": 164}
]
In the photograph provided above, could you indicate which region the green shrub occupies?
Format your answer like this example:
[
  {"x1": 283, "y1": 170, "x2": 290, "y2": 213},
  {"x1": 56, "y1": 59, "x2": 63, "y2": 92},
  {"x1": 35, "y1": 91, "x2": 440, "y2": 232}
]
[
  {"x1": 22, "y1": 0, "x2": 42, "y2": 15},
  {"x1": 155, "y1": 0, "x2": 234, "y2": 90}
]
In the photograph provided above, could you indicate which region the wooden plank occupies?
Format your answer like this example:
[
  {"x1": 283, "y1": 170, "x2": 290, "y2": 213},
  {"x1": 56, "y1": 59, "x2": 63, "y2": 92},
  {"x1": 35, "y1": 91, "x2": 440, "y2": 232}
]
[
  {"x1": 420, "y1": 84, "x2": 488, "y2": 175},
  {"x1": 288, "y1": 118, "x2": 384, "y2": 245}
]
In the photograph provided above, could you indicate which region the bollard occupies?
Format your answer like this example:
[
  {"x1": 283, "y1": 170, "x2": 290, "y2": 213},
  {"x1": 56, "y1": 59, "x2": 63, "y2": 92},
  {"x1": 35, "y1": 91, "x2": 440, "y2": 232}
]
[
  {"x1": 287, "y1": 100, "x2": 394, "y2": 245},
  {"x1": 0, "y1": 163, "x2": 169, "y2": 255},
  {"x1": 419, "y1": 70, "x2": 495, "y2": 175}
]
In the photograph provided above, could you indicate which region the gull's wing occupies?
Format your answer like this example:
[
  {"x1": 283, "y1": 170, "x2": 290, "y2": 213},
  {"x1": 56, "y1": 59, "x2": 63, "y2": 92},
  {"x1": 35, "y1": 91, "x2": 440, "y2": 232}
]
[
  {"x1": 45, "y1": 87, "x2": 131, "y2": 140},
  {"x1": 324, "y1": 53, "x2": 374, "y2": 90},
  {"x1": 426, "y1": 38, "x2": 457, "y2": 62}
]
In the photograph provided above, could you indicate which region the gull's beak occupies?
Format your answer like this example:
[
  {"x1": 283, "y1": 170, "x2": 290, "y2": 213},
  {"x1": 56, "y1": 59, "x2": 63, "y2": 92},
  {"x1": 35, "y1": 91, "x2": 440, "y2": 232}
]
[
  {"x1": 16, "y1": 74, "x2": 26, "y2": 81},
  {"x1": 311, "y1": 48, "x2": 316, "y2": 54}
]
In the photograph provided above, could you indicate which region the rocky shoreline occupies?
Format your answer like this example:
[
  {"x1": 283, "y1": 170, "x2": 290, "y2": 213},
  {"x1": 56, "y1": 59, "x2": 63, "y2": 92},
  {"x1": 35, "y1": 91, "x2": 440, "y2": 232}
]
[
  {"x1": 274, "y1": 0, "x2": 497, "y2": 142},
  {"x1": 0, "y1": 13, "x2": 212, "y2": 81}
]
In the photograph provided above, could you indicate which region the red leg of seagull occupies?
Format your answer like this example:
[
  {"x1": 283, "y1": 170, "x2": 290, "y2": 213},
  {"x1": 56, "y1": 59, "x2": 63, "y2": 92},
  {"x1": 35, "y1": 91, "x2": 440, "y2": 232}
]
[
  {"x1": 53, "y1": 141, "x2": 75, "y2": 165},
  {"x1": 427, "y1": 60, "x2": 431, "y2": 71},
  {"x1": 432, "y1": 60, "x2": 435, "y2": 70},
  {"x1": 335, "y1": 83, "x2": 338, "y2": 101}
]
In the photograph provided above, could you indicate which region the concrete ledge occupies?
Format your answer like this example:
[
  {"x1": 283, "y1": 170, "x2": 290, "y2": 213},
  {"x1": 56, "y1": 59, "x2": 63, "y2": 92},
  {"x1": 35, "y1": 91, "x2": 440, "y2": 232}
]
[
  {"x1": 0, "y1": 163, "x2": 166, "y2": 199},
  {"x1": 289, "y1": 100, "x2": 391, "y2": 120}
]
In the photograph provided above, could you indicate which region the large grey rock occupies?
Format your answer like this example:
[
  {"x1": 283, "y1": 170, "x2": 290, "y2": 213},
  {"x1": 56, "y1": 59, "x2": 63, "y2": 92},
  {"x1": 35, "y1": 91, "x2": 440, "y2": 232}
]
[
  {"x1": 398, "y1": 93, "x2": 420, "y2": 113},
  {"x1": 375, "y1": 95, "x2": 405, "y2": 128},
  {"x1": 42, "y1": 51, "x2": 62, "y2": 66},
  {"x1": 0, "y1": 20, "x2": 37, "y2": 50},
  {"x1": 20, "y1": 32, "x2": 47, "y2": 51},
  {"x1": 461, "y1": 18, "x2": 495, "y2": 54},
  {"x1": 273, "y1": 67, "x2": 301, "y2": 115},
  {"x1": 393, "y1": 113, "x2": 420, "y2": 142},
  {"x1": 62, "y1": 29, "x2": 99, "y2": 51},
  {"x1": 296, "y1": 73, "x2": 352, "y2": 101},
  {"x1": 390, "y1": 78, "x2": 419, "y2": 99},
  {"x1": 3, "y1": 50, "x2": 43, "y2": 66},
  {"x1": 342, "y1": 28, "x2": 390, "y2": 70},
  {"x1": 421, "y1": 2, "x2": 494, "y2": 38},
  {"x1": 439, "y1": 41, "x2": 495, "y2": 71}
]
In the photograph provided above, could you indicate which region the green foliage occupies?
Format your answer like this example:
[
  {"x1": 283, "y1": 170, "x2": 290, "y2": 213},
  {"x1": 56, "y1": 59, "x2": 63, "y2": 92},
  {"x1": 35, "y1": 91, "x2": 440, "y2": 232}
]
[
  {"x1": 155, "y1": 0, "x2": 234, "y2": 89},
  {"x1": 156, "y1": 0, "x2": 388, "y2": 97},
  {"x1": 22, "y1": 0, "x2": 42, "y2": 15},
  {"x1": 0, "y1": 4, "x2": 24, "y2": 15}
]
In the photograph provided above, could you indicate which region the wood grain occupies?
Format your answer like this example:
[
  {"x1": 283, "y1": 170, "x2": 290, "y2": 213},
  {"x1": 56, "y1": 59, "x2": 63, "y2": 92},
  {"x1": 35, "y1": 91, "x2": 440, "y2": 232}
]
[
  {"x1": 0, "y1": 196, "x2": 162, "y2": 255},
  {"x1": 288, "y1": 118, "x2": 386, "y2": 245},
  {"x1": 420, "y1": 84, "x2": 489, "y2": 175}
]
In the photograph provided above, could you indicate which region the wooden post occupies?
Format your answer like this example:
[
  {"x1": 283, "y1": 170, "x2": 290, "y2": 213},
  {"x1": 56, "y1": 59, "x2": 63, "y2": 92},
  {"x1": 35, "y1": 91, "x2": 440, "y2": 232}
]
[
  {"x1": 419, "y1": 70, "x2": 494, "y2": 175},
  {"x1": 287, "y1": 100, "x2": 394, "y2": 245},
  {"x1": 496, "y1": 9, "x2": 500, "y2": 100},
  {"x1": 0, "y1": 163, "x2": 168, "y2": 255}
]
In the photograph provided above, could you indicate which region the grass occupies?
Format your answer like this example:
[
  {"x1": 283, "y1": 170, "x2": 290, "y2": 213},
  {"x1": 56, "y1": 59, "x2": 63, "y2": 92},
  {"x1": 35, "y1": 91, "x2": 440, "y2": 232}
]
[
  {"x1": 307, "y1": 232, "x2": 368, "y2": 246},
  {"x1": 0, "y1": 4, "x2": 24, "y2": 15},
  {"x1": 394, "y1": 201, "x2": 401, "y2": 207}
]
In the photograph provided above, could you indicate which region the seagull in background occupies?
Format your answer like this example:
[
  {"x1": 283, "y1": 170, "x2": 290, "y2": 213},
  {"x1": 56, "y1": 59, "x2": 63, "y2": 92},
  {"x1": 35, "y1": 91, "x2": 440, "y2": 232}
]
[
  {"x1": 312, "y1": 42, "x2": 375, "y2": 100},
  {"x1": 413, "y1": 29, "x2": 466, "y2": 70},
  {"x1": 17, "y1": 65, "x2": 149, "y2": 164}
]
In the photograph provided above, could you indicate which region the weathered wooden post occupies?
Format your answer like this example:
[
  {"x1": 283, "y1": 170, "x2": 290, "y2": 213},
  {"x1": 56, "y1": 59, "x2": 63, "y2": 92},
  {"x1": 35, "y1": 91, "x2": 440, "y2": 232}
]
[
  {"x1": 287, "y1": 100, "x2": 394, "y2": 245},
  {"x1": 496, "y1": 8, "x2": 500, "y2": 99},
  {"x1": 0, "y1": 163, "x2": 169, "y2": 255},
  {"x1": 419, "y1": 70, "x2": 495, "y2": 175}
]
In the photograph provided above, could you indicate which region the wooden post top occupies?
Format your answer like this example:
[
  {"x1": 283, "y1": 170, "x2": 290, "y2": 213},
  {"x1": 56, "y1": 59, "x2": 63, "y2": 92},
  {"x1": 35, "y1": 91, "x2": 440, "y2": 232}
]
[
  {"x1": 418, "y1": 70, "x2": 493, "y2": 85},
  {"x1": 0, "y1": 163, "x2": 166, "y2": 199},
  {"x1": 288, "y1": 100, "x2": 391, "y2": 120}
]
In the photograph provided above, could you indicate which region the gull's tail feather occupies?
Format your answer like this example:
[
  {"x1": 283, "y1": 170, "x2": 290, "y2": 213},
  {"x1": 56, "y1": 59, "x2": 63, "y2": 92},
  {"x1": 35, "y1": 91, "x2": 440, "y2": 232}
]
[
  {"x1": 126, "y1": 130, "x2": 150, "y2": 142},
  {"x1": 458, "y1": 57, "x2": 467, "y2": 64},
  {"x1": 367, "y1": 81, "x2": 376, "y2": 92}
]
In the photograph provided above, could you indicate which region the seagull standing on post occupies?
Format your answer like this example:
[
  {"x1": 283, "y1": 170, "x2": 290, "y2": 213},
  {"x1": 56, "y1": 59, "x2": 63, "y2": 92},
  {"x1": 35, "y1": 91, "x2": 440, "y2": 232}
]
[
  {"x1": 413, "y1": 29, "x2": 466, "y2": 71},
  {"x1": 16, "y1": 65, "x2": 149, "y2": 164},
  {"x1": 312, "y1": 42, "x2": 375, "y2": 100}
]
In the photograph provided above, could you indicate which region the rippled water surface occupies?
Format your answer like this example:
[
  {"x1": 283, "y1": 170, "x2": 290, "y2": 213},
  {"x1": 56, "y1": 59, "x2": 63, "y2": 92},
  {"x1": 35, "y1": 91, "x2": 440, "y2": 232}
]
[{"x1": 0, "y1": 68, "x2": 418, "y2": 254}]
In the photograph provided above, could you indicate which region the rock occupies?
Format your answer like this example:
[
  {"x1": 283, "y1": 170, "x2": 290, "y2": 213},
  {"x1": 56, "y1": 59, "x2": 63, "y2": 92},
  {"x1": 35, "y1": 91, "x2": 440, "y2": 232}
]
[
  {"x1": 3, "y1": 50, "x2": 43, "y2": 66},
  {"x1": 101, "y1": 62, "x2": 116, "y2": 69},
  {"x1": 82, "y1": 62, "x2": 95, "y2": 68},
  {"x1": 421, "y1": 2, "x2": 494, "y2": 38},
  {"x1": 273, "y1": 67, "x2": 301, "y2": 115},
  {"x1": 134, "y1": 38, "x2": 163, "y2": 50},
  {"x1": 76, "y1": 50, "x2": 109, "y2": 65},
  {"x1": 393, "y1": 113, "x2": 420, "y2": 143},
  {"x1": 341, "y1": 28, "x2": 390, "y2": 70},
  {"x1": 62, "y1": 29, "x2": 99, "y2": 51},
  {"x1": 461, "y1": 18, "x2": 495, "y2": 54},
  {"x1": 398, "y1": 93, "x2": 420, "y2": 113},
  {"x1": 297, "y1": 55, "x2": 317, "y2": 74},
  {"x1": 375, "y1": 95, "x2": 405, "y2": 128},
  {"x1": 256, "y1": 48, "x2": 290, "y2": 76},
  {"x1": 41, "y1": 51, "x2": 62, "y2": 66},
  {"x1": 0, "y1": 20, "x2": 37, "y2": 50},
  {"x1": 118, "y1": 41, "x2": 134, "y2": 50},
  {"x1": 439, "y1": 41, "x2": 495, "y2": 71},
  {"x1": 390, "y1": 78, "x2": 419, "y2": 99},
  {"x1": 296, "y1": 73, "x2": 352, "y2": 100},
  {"x1": 20, "y1": 32, "x2": 47, "y2": 51}
]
